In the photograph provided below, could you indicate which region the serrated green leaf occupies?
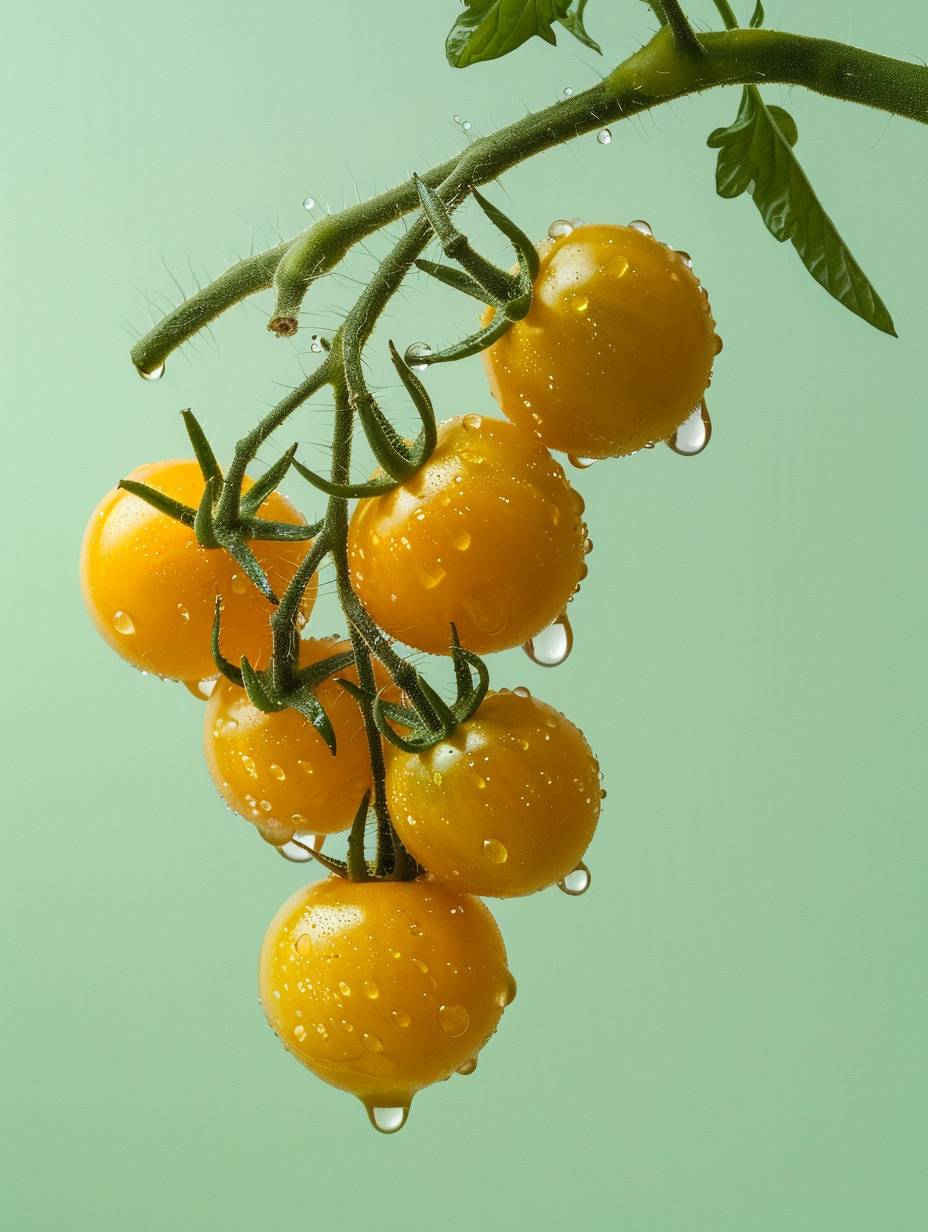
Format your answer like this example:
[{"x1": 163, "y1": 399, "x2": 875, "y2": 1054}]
[
  {"x1": 446, "y1": 0, "x2": 572, "y2": 68},
  {"x1": 558, "y1": 0, "x2": 601, "y2": 54},
  {"x1": 707, "y1": 86, "x2": 896, "y2": 336},
  {"x1": 749, "y1": 1, "x2": 765, "y2": 28}
]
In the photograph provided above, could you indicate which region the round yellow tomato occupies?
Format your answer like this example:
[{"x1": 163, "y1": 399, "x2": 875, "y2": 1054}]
[
  {"x1": 259, "y1": 877, "x2": 515, "y2": 1130},
  {"x1": 204, "y1": 636, "x2": 394, "y2": 843},
  {"x1": 80, "y1": 459, "x2": 316, "y2": 682},
  {"x1": 482, "y1": 223, "x2": 719, "y2": 458},
  {"x1": 388, "y1": 689, "x2": 600, "y2": 896},
  {"x1": 347, "y1": 416, "x2": 587, "y2": 655}
]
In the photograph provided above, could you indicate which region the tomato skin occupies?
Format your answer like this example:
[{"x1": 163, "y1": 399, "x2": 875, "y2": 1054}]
[
  {"x1": 259, "y1": 877, "x2": 514, "y2": 1111},
  {"x1": 482, "y1": 223, "x2": 718, "y2": 458},
  {"x1": 204, "y1": 637, "x2": 393, "y2": 842},
  {"x1": 80, "y1": 460, "x2": 316, "y2": 683},
  {"x1": 347, "y1": 416, "x2": 587, "y2": 656},
  {"x1": 387, "y1": 689, "x2": 600, "y2": 897}
]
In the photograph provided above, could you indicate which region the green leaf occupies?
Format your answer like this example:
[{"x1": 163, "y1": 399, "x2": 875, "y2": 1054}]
[
  {"x1": 446, "y1": 0, "x2": 572, "y2": 68},
  {"x1": 749, "y1": 1, "x2": 765, "y2": 28},
  {"x1": 558, "y1": 0, "x2": 601, "y2": 53},
  {"x1": 707, "y1": 86, "x2": 896, "y2": 336}
]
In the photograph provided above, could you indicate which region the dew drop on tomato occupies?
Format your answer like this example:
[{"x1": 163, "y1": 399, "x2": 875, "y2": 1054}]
[
  {"x1": 667, "y1": 401, "x2": 712, "y2": 457},
  {"x1": 522, "y1": 611, "x2": 573, "y2": 668}
]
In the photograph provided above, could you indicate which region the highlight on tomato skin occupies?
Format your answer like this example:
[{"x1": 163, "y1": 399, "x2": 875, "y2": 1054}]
[
  {"x1": 347, "y1": 415, "x2": 588, "y2": 657},
  {"x1": 204, "y1": 636, "x2": 396, "y2": 844},
  {"x1": 481, "y1": 222, "x2": 720, "y2": 459},
  {"x1": 259, "y1": 877, "x2": 517, "y2": 1132},
  {"x1": 79, "y1": 459, "x2": 317, "y2": 683},
  {"x1": 387, "y1": 688, "x2": 602, "y2": 897}
]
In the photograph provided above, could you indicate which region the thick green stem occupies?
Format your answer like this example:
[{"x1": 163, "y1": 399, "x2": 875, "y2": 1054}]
[{"x1": 131, "y1": 25, "x2": 928, "y2": 371}]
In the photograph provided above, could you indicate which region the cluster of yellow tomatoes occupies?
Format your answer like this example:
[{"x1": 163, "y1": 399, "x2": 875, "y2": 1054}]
[{"x1": 81, "y1": 222, "x2": 719, "y2": 1132}]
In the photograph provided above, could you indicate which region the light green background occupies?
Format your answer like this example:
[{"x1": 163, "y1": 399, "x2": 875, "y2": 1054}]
[{"x1": 2, "y1": 2, "x2": 925, "y2": 1229}]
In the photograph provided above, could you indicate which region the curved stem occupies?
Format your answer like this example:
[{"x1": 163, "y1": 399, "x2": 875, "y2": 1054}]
[{"x1": 130, "y1": 26, "x2": 928, "y2": 371}]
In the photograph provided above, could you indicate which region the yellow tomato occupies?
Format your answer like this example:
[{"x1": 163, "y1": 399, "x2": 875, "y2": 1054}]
[
  {"x1": 347, "y1": 416, "x2": 587, "y2": 655},
  {"x1": 482, "y1": 223, "x2": 719, "y2": 457},
  {"x1": 204, "y1": 637, "x2": 394, "y2": 842},
  {"x1": 80, "y1": 459, "x2": 316, "y2": 682},
  {"x1": 259, "y1": 877, "x2": 516, "y2": 1130},
  {"x1": 388, "y1": 689, "x2": 601, "y2": 896}
]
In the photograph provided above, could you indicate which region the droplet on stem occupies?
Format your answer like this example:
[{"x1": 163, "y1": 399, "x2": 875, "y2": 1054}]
[
  {"x1": 667, "y1": 401, "x2": 712, "y2": 457},
  {"x1": 523, "y1": 611, "x2": 573, "y2": 668},
  {"x1": 558, "y1": 862, "x2": 591, "y2": 896},
  {"x1": 563, "y1": 87, "x2": 573, "y2": 97},
  {"x1": 596, "y1": 128, "x2": 612, "y2": 145},
  {"x1": 277, "y1": 836, "x2": 321, "y2": 864},
  {"x1": 404, "y1": 341, "x2": 433, "y2": 372},
  {"x1": 302, "y1": 196, "x2": 316, "y2": 211},
  {"x1": 137, "y1": 361, "x2": 165, "y2": 381}
]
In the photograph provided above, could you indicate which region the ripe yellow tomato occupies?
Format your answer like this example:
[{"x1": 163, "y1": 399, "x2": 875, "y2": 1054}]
[
  {"x1": 80, "y1": 460, "x2": 316, "y2": 683},
  {"x1": 481, "y1": 223, "x2": 719, "y2": 458},
  {"x1": 259, "y1": 877, "x2": 515, "y2": 1130},
  {"x1": 347, "y1": 416, "x2": 587, "y2": 655},
  {"x1": 204, "y1": 637, "x2": 394, "y2": 843},
  {"x1": 387, "y1": 689, "x2": 600, "y2": 896}
]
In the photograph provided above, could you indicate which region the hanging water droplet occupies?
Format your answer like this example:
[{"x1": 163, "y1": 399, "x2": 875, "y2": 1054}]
[
  {"x1": 667, "y1": 401, "x2": 712, "y2": 457},
  {"x1": 496, "y1": 970, "x2": 518, "y2": 1007},
  {"x1": 596, "y1": 128, "x2": 612, "y2": 145},
  {"x1": 277, "y1": 837, "x2": 317, "y2": 863},
  {"x1": 112, "y1": 611, "x2": 135, "y2": 636},
  {"x1": 523, "y1": 612, "x2": 573, "y2": 668},
  {"x1": 183, "y1": 678, "x2": 216, "y2": 701},
  {"x1": 366, "y1": 1104, "x2": 409, "y2": 1135},
  {"x1": 137, "y1": 361, "x2": 165, "y2": 381},
  {"x1": 712, "y1": 334, "x2": 724, "y2": 355},
  {"x1": 563, "y1": 86, "x2": 573, "y2": 97},
  {"x1": 558, "y1": 861, "x2": 591, "y2": 896},
  {"x1": 404, "y1": 341, "x2": 433, "y2": 371},
  {"x1": 675, "y1": 249, "x2": 693, "y2": 269},
  {"x1": 438, "y1": 1004, "x2": 470, "y2": 1037},
  {"x1": 567, "y1": 454, "x2": 598, "y2": 469},
  {"x1": 482, "y1": 838, "x2": 509, "y2": 865},
  {"x1": 547, "y1": 219, "x2": 574, "y2": 240},
  {"x1": 628, "y1": 219, "x2": 653, "y2": 236},
  {"x1": 302, "y1": 196, "x2": 316, "y2": 211}
]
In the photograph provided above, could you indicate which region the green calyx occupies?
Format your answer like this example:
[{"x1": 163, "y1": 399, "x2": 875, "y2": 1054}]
[
  {"x1": 118, "y1": 410, "x2": 319, "y2": 603},
  {"x1": 340, "y1": 627, "x2": 489, "y2": 755}
]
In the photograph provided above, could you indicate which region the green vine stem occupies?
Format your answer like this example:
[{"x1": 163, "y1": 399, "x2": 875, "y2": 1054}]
[{"x1": 130, "y1": 23, "x2": 928, "y2": 375}]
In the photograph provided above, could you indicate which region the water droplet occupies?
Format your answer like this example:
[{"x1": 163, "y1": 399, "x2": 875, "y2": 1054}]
[
  {"x1": 675, "y1": 249, "x2": 693, "y2": 269},
  {"x1": 457, "y1": 1058, "x2": 478, "y2": 1076},
  {"x1": 547, "y1": 219, "x2": 574, "y2": 240},
  {"x1": 513, "y1": 685, "x2": 531, "y2": 699},
  {"x1": 293, "y1": 1024, "x2": 307, "y2": 1042},
  {"x1": 558, "y1": 861, "x2": 591, "y2": 896},
  {"x1": 438, "y1": 1004, "x2": 470, "y2": 1037},
  {"x1": 572, "y1": 294, "x2": 589, "y2": 314},
  {"x1": 523, "y1": 612, "x2": 573, "y2": 668},
  {"x1": 567, "y1": 454, "x2": 598, "y2": 469},
  {"x1": 712, "y1": 334, "x2": 724, "y2": 355},
  {"x1": 461, "y1": 120, "x2": 472, "y2": 131},
  {"x1": 482, "y1": 838, "x2": 509, "y2": 865},
  {"x1": 596, "y1": 128, "x2": 612, "y2": 145},
  {"x1": 366, "y1": 1104, "x2": 409, "y2": 1134},
  {"x1": 628, "y1": 219, "x2": 653, "y2": 237},
  {"x1": 363, "y1": 980, "x2": 380, "y2": 1000},
  {"x1": 392, "y1": 1009, "x2": 411, "y2": 1028},
  {"x1": 270, "y1": 763, "x2": 286, "y2": 781},
  {"x1": 230, "y1": 573, "x2": 248, "y2": 595},
  {"x1": 137, "y1": 361, "x2": 165, "y2": 381},
  {"x1": 277, "y1": 837, "x2": 317, "y2": 863},
  {"x1": 667, "y1": 401, "x2": 712, "y2": 457},
  {"x1": 176, "y1": 603, "x2": 190, "y2": 622},
  {"x1": 113, "y1": 611, "x2": 135, "y2": 636},
  {"x1": 184, "y1": 678, "x2": 216, "y2": 700},
  {"x1": 452, "y1": 530, "x2": 472, "y2": 552},
  {"x1": 310, "y1": 339, "x2": 322, "y2": 353},
  {"x1": 584, "y1": 537, "x2": 594, "y2": 555},
  {"x1": 496, "y1": 970, "x2": 518, "y2": 1007},
  {"x1": 240, "y1": 754, "x2": 257, "y2": 777},
  {"x1": 258, "y1": 799, "x2": 272, "y2": 813},
  {"x1": 362, "y1": 1032, "x2": 383, "y2": 1053},
  {"x1": 462, "y1": 413, "x2": 482, "y2": 430},
  {"x1": 338, "y1": 981, "x2": 352, "y2": 997},
  {"x1": 404, "y1": 341, "x2": 432, "y2": 372},
  {"x1": 295, "y1": 934, "x2": 313, "y2": 956},
  {"x1": 452, "y1": 113, "x2": 461, "y2": 123},
  {"x1": 563, "y1": 86, "x2": 573, "y2": 97},
  {"x1": 302, "y1": 196, "x2": 316, "y2": 211}
]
